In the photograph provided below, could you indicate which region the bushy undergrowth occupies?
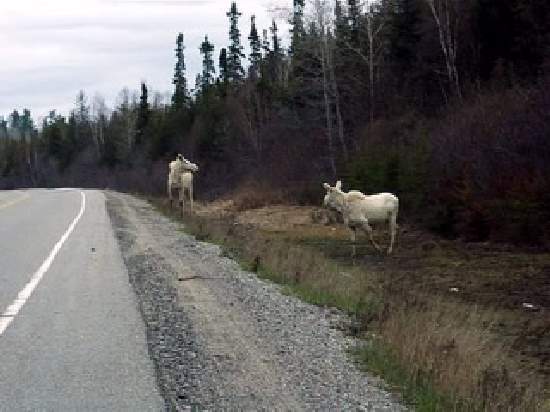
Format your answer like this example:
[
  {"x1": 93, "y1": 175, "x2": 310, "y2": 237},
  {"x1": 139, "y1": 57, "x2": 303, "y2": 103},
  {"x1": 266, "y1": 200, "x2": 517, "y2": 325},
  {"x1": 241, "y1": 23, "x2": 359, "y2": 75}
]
[
  {"x1": 345, "y1": 84, "x2": 550, "y2": 246},
  {"x1": 430, "y1": 84, "x2": 550, "y2": 245}
]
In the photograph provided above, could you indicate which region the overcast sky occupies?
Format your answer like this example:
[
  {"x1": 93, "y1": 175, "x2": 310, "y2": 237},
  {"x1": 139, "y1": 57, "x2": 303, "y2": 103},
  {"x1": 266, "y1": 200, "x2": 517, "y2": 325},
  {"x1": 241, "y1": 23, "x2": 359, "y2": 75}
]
[{"x1": 0, "y1": 0, "x2": 290, "y2": 123}]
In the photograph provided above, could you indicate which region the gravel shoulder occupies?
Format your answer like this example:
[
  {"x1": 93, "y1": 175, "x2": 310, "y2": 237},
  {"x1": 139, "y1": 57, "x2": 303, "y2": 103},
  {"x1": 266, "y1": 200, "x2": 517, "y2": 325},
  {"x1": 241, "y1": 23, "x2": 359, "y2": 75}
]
[{"x1": 106, "y1": 191, "x2": 405, "y2": 411}]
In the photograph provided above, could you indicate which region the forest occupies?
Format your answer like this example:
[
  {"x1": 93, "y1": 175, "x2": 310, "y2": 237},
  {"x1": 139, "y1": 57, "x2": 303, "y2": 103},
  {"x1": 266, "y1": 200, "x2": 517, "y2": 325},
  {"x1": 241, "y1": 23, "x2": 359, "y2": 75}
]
[{"x1": 1, "y1": 0, "x2": 549, "y2": 245}]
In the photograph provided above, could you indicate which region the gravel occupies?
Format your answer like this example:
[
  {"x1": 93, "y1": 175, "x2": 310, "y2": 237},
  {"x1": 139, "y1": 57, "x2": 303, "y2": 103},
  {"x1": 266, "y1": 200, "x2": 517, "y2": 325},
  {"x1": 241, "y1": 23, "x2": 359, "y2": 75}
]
[{"x1": 106, "y1": 191, "x2": 406, "y2": 411}]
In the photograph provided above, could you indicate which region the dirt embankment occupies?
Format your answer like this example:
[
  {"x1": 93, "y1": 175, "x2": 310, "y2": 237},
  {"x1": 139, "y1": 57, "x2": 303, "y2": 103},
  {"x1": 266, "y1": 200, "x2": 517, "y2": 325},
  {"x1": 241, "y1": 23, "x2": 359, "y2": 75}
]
[
  {"x1": 106, "y1": 192, "x2": 405, "y2": 411},
  {"x1": 196, "y1": 199, "x2": 550, "y2": 312},
  {"x1": 179, "y1": 199, "x2": 550, "y2": 410}
]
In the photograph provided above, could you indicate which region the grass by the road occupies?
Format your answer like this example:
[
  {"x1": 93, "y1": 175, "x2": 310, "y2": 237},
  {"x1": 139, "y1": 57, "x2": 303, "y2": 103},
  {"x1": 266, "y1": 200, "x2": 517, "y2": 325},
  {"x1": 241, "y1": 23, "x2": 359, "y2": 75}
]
[{"x1": 148, "y1": 196, "x2": 550, "y2": 412}]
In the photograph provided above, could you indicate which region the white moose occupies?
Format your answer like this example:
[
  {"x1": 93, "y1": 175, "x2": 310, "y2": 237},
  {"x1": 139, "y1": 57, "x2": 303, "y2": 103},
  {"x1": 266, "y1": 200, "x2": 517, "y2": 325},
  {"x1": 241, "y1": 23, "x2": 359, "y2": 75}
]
[
  {"x1": 322, "y1": 180, "x2": 399, "y2": 255},
  {"x1": 168, "y1": 154, "x2": 199, "y2": 215}
]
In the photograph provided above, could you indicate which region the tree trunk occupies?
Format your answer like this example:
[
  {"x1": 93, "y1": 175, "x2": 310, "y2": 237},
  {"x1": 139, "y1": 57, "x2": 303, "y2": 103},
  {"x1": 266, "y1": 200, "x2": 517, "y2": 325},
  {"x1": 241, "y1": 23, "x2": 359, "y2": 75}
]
[
  {"x1": 320, "y1": 34, "x2": 337, "y2": 177},
  {"x1": 426, "y1": 0, "x2": 462, "y2": 100},
  {"x1": 329, "y1": 50, "x2": 348, "y2": 160}
]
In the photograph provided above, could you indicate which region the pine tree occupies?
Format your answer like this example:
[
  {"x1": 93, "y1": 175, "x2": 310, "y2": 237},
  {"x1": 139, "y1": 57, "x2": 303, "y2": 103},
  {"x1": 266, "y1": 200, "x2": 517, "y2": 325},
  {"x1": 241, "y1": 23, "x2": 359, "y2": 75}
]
[
  {"x1": 388, "y1": 0, "x2": 421, "y2": 85},
  {"x1": 219, "y1": 47, "x2": 229, "y2": 83},
  {"x1": 200, "y1": 35, "x2": 216, "y2": 91},
  {"x1": 226, "y1": 2, "x2": 245, "y2": 82},
  {"x1": 75, "y1": 91, "x2": 89, "y2": 125},
  {"x1": 9, "y1": 110, "x2": 20, "y2": 133},
  {"x1": 335, "y1": 1, "x2": 346, "y2": 32},
  {"x1": 72, "y1": 90, "x2": 91, "y2": 149},
  {"x1": 248, "y1": 15, "x2": 262, "y2": 78},
  {"x1": 347, "y1": 0, "x2": 361, "y2": 45},
  {"x1": 289, "y1": 0, "x2": 306, "y2": 55},
  {"x1": 334, "y1": 0, "x2": 349, "y2": 50},
  {"x1": 42, "y1": 114, "x2": 66, "y2": 165},
  {"x1": 194, "y1": 73, "x2": 203, "y2": 97},
  {"x1": 20, "y1": 109, "x2": 33, "y2": 137},
  {"x1": 511, "y1": 0, "x2": 550, "y2": 78},
  {"x1": 264, "y1": 19, "x2": 283, "y2": 83},
  {"x1": 270, "y1": 19, "x2": 281, "y2": 57},
  {"x1": 136, "y1": 82, "x2": 149, "y2": 145},
  {"x1": 0, "y1": 118, "x2": 7, "y2": 140},
  {"x1": 172, "y1": 33, "x2": 188, "y2": 109},
  {"x1": 262, "y1": 28, "x2": 271, "y2": 56}
]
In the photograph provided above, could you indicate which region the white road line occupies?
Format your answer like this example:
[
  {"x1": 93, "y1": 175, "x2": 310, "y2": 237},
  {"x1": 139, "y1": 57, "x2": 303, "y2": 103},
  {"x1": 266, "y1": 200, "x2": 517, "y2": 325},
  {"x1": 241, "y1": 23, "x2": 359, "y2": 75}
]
[{"x1": 0, "y1": 191, "x2": 86, "y2": 337}]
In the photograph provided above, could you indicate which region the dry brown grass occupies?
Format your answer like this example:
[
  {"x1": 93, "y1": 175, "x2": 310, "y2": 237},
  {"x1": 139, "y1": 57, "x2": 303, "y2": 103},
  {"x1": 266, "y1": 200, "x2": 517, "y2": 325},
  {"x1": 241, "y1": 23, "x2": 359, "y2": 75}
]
[
  {"x1": 215, "y1": 181, "x2": 289, "y2": 212},
  {"x1": 381, "y1": 298, "x2": 546, "y2": 410}
]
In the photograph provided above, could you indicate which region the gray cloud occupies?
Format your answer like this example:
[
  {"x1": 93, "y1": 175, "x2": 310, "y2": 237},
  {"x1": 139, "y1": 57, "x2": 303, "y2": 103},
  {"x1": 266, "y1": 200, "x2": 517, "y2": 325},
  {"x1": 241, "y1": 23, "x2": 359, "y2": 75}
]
[{"x1": 0, "y1": 0, "x2": 289, "y2": 121}]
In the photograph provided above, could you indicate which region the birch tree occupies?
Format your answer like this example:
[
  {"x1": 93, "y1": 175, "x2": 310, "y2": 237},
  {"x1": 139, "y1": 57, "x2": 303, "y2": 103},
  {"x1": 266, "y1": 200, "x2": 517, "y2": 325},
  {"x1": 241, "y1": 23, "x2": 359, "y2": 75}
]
[
  {"x1": 117, "y1": 88, "x2": 137, "y2": 153},
  {"x1": 91, "y1": 94, "x2": 108, "y2": 158},
  {"x1": 312, "y1": 0, "x2": 337, "y2": 175},
  {"x1": 364, "y1": 3, "x2": 387, "y2": 122},
  {"x1": 425, "y1": 0, "x2": 462, "y2": 100}
]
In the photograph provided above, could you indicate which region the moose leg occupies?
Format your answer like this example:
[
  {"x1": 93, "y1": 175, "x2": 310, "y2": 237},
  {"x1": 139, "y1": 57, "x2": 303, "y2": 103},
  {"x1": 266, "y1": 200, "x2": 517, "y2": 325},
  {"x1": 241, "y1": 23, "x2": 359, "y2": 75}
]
[
  {"x1": 388, "y1": 213, "x2": 397, "y2": 255},
  {"x1": 350, "y1": 227, "x2": 357, "y2": 257},
  {"x1": 184, "y1": 186, "x2": 189, "y2": 217},
  {"x1": 360, "y1": 221, "x2": 381, "y2": 253},
  {"x1": 189, "y1": 183, "x2": 194, "y2": 214},
  {"x1": 350, "y1": 227, "x2": 357, "y2": 242},
  {"x1": 168, "y1": 180, "x2": 173, "y2": 208}
]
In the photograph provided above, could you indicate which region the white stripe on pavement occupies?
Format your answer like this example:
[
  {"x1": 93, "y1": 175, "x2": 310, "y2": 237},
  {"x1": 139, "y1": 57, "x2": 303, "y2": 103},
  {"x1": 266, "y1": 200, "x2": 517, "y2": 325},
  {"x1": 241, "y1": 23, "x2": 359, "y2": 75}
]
[{"x1": 0, "y1": 191, "x2": 86, "y2": 336}]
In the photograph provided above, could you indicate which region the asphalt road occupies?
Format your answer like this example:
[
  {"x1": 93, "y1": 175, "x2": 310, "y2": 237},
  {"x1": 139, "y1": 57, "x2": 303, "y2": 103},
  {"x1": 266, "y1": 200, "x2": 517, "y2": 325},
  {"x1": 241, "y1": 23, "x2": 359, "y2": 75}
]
[{"x1": 0, "y1": 189, "x2": 164, "y2": 411}]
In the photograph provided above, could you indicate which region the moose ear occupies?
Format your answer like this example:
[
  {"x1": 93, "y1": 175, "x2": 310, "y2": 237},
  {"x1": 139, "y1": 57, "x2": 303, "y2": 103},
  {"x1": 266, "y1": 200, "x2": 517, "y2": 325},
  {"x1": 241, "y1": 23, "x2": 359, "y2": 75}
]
[
  {"x1": 322, "y1": 183, "x2": 331, "y2": 191},
  {"x1": 335, "y1": 180, "x2": 342, "y2": 190}
]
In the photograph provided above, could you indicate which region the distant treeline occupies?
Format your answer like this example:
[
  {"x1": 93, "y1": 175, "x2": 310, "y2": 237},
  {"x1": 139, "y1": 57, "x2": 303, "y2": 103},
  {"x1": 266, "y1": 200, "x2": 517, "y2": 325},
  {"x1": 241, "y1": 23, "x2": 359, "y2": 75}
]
[{"x1": 1, "y1": 0, "x2": 549, "y2": 244}]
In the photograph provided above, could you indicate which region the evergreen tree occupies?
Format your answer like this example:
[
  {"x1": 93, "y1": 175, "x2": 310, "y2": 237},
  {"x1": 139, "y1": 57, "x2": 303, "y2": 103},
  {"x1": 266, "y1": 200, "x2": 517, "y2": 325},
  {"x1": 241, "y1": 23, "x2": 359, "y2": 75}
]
[
  {"x1": 44, "y1": 110, "x2": 57, "y2": 128},
  {"x1": 20, "y1": 109, "x2": 34, "y2": 164},
  {"x1": 200, "y1": 35, "x2": 216, "y2": 91},
  {"x1": 9, "y1": 110, "x2": 20, "y2": 131},
  {"x1": 67, "y1": 111, "x2": 79, "y2": 151},
  {"x1": 347, "y1": 0, "x2": 361, "y2": 45},
  {"x1": 8, "y1": 110, "x2": 21, "y2": 140},
  {"x1": 387, "y1": 0, "x2": 422, "y2": 95},
  {"x1": 270, "y1": 19, "x2": 281, "y2": 57},
  {"x1": 136, "y1": 82, "x2": 149, "y2": 145},
  {"x1": 0, "y1": 118, "x2": 7, "y2": 140},
  {"x1": 75, "y1": 91, "x2": 89, "y2": 124},
  {"x1": 72, "y1": 90, "x2": 91, "y2": 149},
  {"x1": 289, "y1": 0, "x2": 306, "y2": 55},
  {"x1": 194, "y1": 73, "x2": 203, "y2": 97},
  {"x1": 172, "y1": 33, "x2": 188, "y2": 109},
  {"x1": 42, "y1": 114, "x2": 65, "y2": 163},
  {"x1": 20, "y1": 109, "x2": 33, "y2": 136},
  {"x1": 226, "y1": 2, "x2": 245, "y2": 82},
  {"x1": 475, "y1": 0, "x2": 550, "y2": 80},
  {"x1": 334, "y1": 0, "x2": 350, "y2": 55},
  {"x1": 219, "y1": 47, "x2": 229, "y2": 83},
  {"x1": 262, "y1": 28, "x2": 271, "y2": 56},
  {"x1": 264, "y1": 19, "x2": 283, "y2": 83},
  {"x1": 511, "y1": 0, "x2": 550, "y2": 78},
  {"x1": 335, "y1": 0, "x2": 347, "y2": 36},
  {"x1": 333, "y1": 0, "x2": 359, "y2": 120},
  {"x1": 248, "y1": 15, "x2": 262, "y2": 78}
]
